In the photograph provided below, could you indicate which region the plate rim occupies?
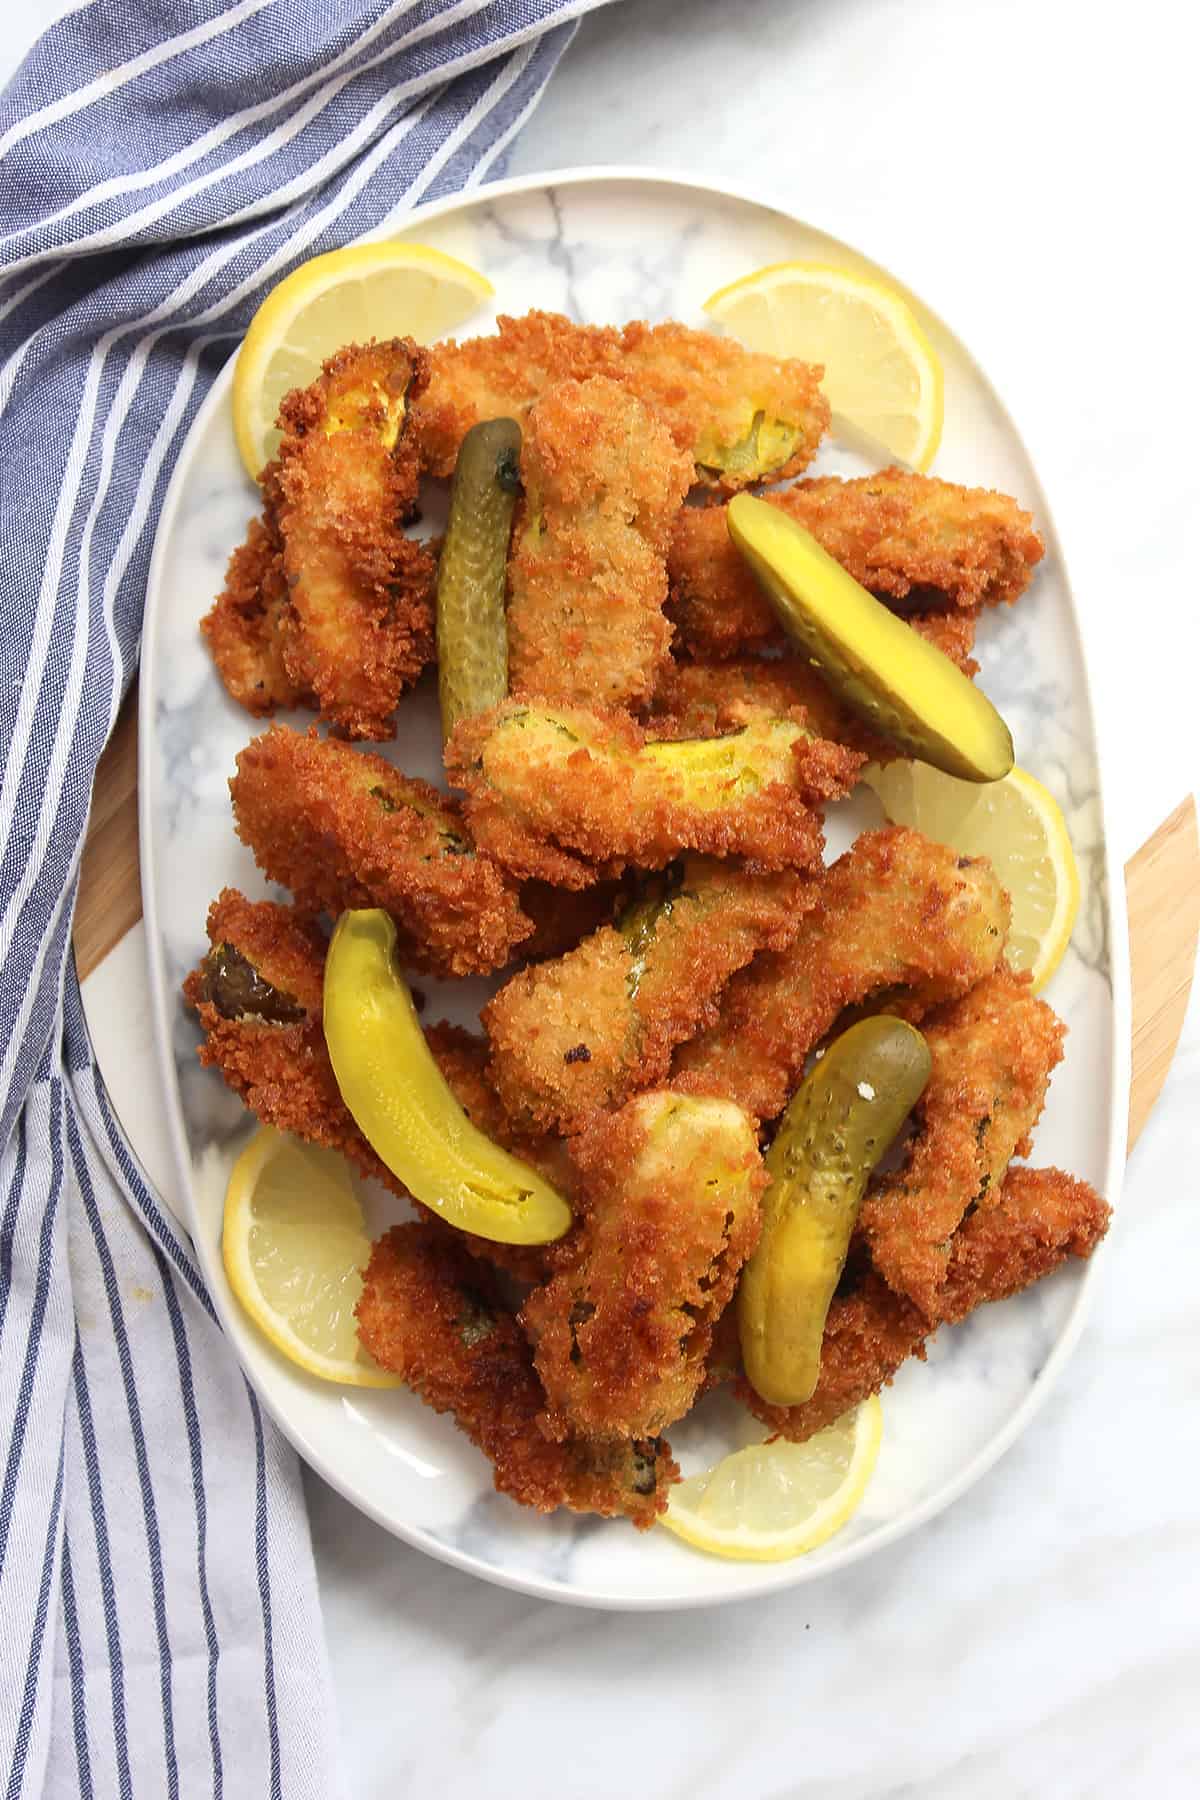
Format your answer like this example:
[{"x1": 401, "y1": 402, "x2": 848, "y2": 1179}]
[{"x1": 138, "y1": 163, "x2": 1131, "y2": 1611}]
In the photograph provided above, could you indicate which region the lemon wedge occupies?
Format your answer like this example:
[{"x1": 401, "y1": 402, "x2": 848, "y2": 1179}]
[
  {"x1": 661, "y1": 1396, "x2": 882, "y2": 1561},
  {"x1": 222, "y1": 1125, "x2": 400, "y2": 1387},
  {"x1": 864, "y1": 761, "x2": 1080, "y2": 989},
  {"x1": 233, "y1": 241, "x2": 493, "y2": 478},
  {"x1": 704, "y1": 261, "x2": 943, "y2": 471}
]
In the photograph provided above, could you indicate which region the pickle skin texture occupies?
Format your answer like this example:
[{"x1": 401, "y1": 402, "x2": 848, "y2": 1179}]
[
  {"x1": 437, "y1": 417, "x2": 522, "y2": 743},
  {"x1": 324, "y1": 909, "x2": 572, "y2": 1245},
  {"x1": 727, "y1": 493, "x2": 1014, "y2": 784},
  {"x1": 739, "y1": 1016, "x2": 932, "y2": 1407}
]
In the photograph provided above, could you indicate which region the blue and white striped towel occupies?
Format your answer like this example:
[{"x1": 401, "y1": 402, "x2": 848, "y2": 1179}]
[{"x1": 0, "y1": 5, "x2": 612, "y2": 1793}]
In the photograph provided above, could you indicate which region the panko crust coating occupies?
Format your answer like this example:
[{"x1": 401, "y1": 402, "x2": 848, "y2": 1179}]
[
  {"x1": 230, "y1": 725, "x2": 531, "y2": 977},
  {"x1": 357, "y1": 1223, "x2": 679, "y2": 1526}
]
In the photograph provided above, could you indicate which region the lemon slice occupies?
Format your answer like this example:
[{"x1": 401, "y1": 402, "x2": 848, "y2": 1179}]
[
  {"x1": 704, "y1": 261, "x2": 943, "y2": 471},
  {"x1": 865, "y1": 761, "x2": 1080, "y2": 989},
  {"x1": 661, "y1": 1396, "x2": 882, "y2": 1561},
  {"x1": 233, "y1": 241, "x2": 493, "y2": 478},
  {"x1": 222, "y1": 1125, "x2": 400, "y2": 1387}
]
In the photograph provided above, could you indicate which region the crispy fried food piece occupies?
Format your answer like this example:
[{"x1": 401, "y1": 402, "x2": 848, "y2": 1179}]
[
  {"x1": 202, "y1": 508, "x2": 308, "y2": 715},
  {"x1": 357, "y1": 1223, "x2": 676, "y2": 1526},
  {"x1": 412, "y1": 311, "x2": 829, "y2": 490},
  {"x1": 646, "y1": 655, "x2": 895, "y2": 762},
  {"x1": 784, "y1": 471, "x2": 1044, "y2": 608},
  {"x1": 446, "y1": 701, "x2": 862, "y2": 887},
  {"x1": 940, "y1": 1164, "x2": 1109, "y2": 1299},
  {"x1": 740, "y1": 1165, "x2": 1109, "y2": 1440},
  {"x1": 271, "y1": 340, "x2": 436, "y2": 740},
  {"x1": 522, "y1": 1093, "x2": 766, "y2": 1441},
  {"x1": 515, "y1": 879, "x2": 625, "y2": 962},
  {"x1": 229, "y1": 725, "x2": 530, "y2": 978},
  {"x1": 181, "y1": 888, "x2": 383, "y2": 1175},
  {"x1": 667, "y1": 470, "x2": 1042, "y2": 658},
  {"x1": 673, "y1": 827, "x2": 1010, "y2": 1121},
  {"x1": 508, "y1": 377, "x2": 691, "y2": 711},
  {"x1": 182, "y1": 894, "x2": 570, "y2": 1282},
  {"x1": 484, "y1": 860, "x2": 817, "y2": 1136},
  {"x1": 857, "y1": 968, "x2": 1066, "y2": 1317}
]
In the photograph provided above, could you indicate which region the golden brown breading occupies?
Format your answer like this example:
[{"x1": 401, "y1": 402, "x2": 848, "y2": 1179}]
[
  {"x1": 646, "y1": 655, "x2": 895, "y2": 762},
  {"x1": 181, "y1": 888, "x2": 387, "y2": 1178},
  {"x1": 272, "y1": 340, "x2": 436, "y2": 739},
  {"x1": 672, "y1": 827, "x2": 1011, "y2": 1121},
  {"x1": 357, "y1": 1223, "x2": 677, "y2": 1527},
  {"x1": 229, "y1": 725, "x2": 531, "y2": 978},
  {"x1": 938, "y1": 1164, "x2": 1109, "y2": 1303},
  {"x1": 412, "y1": 311, "x2": 829, "y2": 490},
  {"x1": 446, "y1": 700, "x2": 861, "y2": 888},
  {"x1": 667, "y1": 470, "x2": 1041, "y2": 658},
  {"x1": 857, "y1": 968, "x2": 1066, "y2": 1317},
  {"x1": 201, "y1": 509, "x2": 308, "y2": 715},
  {"x1": 514, "y1": 879, "x2": 626, "y2": 962},
  {"x1": 508, "y1": 377, "x2": 691, "y2": 711},
  {"x1": 740, "y1": 1165, "x2": 1109, "y2": 1440},
  {"x1": 521, "y1": 1093, "x2": 766, "y2": 1441},
  {"x1": 483, "y1": 860, "x2": 817, "y2": 1137}
]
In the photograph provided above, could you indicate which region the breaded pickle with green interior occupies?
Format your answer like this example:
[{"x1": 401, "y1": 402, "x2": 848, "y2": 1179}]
[
  {"x1": 483, "y1": 858, "x2": 816, "y2": 1136},
  {"x1": 739, "y1": 1017, "x2": 932, "y2": 1408},
  {"x1": 436, "y1": 417, "x2": 521, "y2": 741},
  {"x1": 727, "y1": 494, "x2": 1014, "y2": 782},
  {"x1": 446, "y1": 700, "x2": 862, "y2": 885}
]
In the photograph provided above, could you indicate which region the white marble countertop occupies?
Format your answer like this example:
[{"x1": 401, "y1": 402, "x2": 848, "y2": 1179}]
[{"x1": 9, "y1": 0, "x2": 1200, "y2": 1792}]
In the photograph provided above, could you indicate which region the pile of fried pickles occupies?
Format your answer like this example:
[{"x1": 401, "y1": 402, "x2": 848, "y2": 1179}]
[{"x1": 186, "y1": 311, "x2": 1109, "y2": 1530}]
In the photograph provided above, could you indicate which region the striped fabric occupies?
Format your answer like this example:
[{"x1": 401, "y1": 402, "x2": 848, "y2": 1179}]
[{"x1": 0, "y1": 5, "x2": 610, "y2": 1793}]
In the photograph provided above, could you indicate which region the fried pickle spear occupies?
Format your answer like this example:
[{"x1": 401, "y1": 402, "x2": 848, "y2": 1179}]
[
  {"x1": 509, "y1": 376, "x2": 686, "y2": 704},
  {"x1": 667, "y1": 470, "x2": 1043, "y2": 659},
  {"x1": 446, "y1": 701, "x2": 862, "y2": 887},
  {"x1": 673, "y1": 827, "x2": 1010, "y2": 1121},
  {"x1": 357, "y1": 1224, "x2": 677, "y2": 1527},
  {"x1": 857, "y1": 967, "x2": 1066, "y2": 1317},
  {"x1": 522, "y1": 1093, "x2": 766, "y2": 1442},
  {"x1": 739, "y1": 1165, "x2": 1110, "y2": 1441},
  {"x1": 182, "y1": 889, "x2": 378, "y2": 1173},
  {"x1": 202, "y1": 506, "x2": 309, "y2": 715},
  {"x1": 411, "y1": 310, "x2": 829, "y2": 490},
  {"x1": 483, "y1": 860, "x2": 816, "y2": 1136},
  {"x1": 182, "y1": 893, "x2": 573, "y2": 1282},
  {"x1": 272, "y1": 339, "x2": 437, "y2": 739},
  {"x1": 647, "y1": 655, "x2": 895, "y2": 762},
  {"x1": 230, "y1": 725, "x2": 531, "y2": 977},
  {"x1": 508, "y1": 377, "x2": 691, "y2": 711}
]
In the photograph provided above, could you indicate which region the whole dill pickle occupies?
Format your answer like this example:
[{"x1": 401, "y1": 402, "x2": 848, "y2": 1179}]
[
  {"x1": 324, "y1": 909, "x2": 571, "y2": 1246},
  {"x1": 437, "y1": 417, "x2": 522, "y2": 741},
  {"x1": 727, "y1": 493, "x2": 1014, "y2": 782},
  {"x1": 739, "y1": 1016, "x2": 931, "y2": 1407}
]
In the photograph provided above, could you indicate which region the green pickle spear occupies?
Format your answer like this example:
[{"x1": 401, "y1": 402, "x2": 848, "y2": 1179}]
[
  {"x1": 323, "y1": 909, "x2": 572, "y2": 1245},
  {"x1": 726, "y1": 492, "x2": 1014, "y2": 782},
  {"x1": 436, "y1": 417, "x2": 522, "y2": 742},
  {"x1": 739, "y1": 1016, "x2": 932, "y2": 1408}
]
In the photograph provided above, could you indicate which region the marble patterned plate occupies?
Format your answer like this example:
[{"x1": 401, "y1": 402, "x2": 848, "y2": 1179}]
[{"x1": 140, "y1": 168, "x2": 1129, "y2": 1610}]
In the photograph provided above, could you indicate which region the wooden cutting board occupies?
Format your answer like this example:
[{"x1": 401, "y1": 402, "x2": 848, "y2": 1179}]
[{"x1": 74, "y1": 684, "x2": 1200, "y2": 1154}]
